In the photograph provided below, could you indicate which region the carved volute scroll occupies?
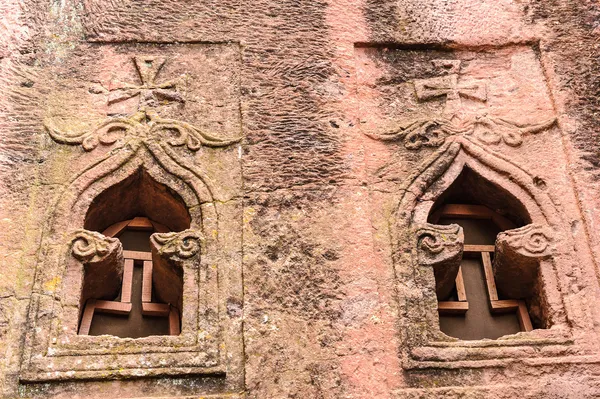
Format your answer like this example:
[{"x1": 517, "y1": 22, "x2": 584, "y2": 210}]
[
  {"x1": 151, "y1": 230, "x2": 203, "y2": 262},
  {"x1": 150, "y1": 229, "x2": 204, "y2": 315},
  {"x1": 493, "y1": 224, "x2": 555, "y2": 298},
  {"x1": 71, "y1": 229, "x2": 124, "y2": 305},
  {"x1": 71, "y1": 229, "x2": 122, "y2": 263},
  {"x1": 415, "y1": 223, "x2": 464, "y2": 300}
]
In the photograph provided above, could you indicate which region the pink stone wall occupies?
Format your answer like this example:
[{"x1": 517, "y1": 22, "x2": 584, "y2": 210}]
[{"x1": 1, "y1": 0, "x2": 600, "y2": 398}]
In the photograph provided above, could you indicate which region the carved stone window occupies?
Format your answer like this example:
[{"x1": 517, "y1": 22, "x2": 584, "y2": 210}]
[
  {"x1": 421, "y1": 167, "x2": 554, "y2": 341},
  {"x1": 401, "y1": 162, "x2": 568, "y2": 370},
  {"x1": 22, "y1": 46, "x2": 243, "y2": 395},
  {"x1": 75, "y1": 169, "x2": 192, "y2": 339},
  {"x1": 430, "y1": 204, "x2": 536, "y2": 340},
  {"x1": 357, "y1": 44, "x2": 579, "y2": 371}
]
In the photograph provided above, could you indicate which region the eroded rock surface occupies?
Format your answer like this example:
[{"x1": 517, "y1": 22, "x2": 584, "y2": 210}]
[{"x1": 1, "y1": 0, "x2": 600, "y2": 398}]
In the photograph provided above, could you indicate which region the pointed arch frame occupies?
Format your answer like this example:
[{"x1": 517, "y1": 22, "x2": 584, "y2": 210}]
[
  {"x1": 392, "y1": 136, "x2": 586, "y2": 369},
  {"x1": 20, "y1": 140, "x2": 243, "y2": 383},
  {"x1": 49, "y1": 140, "x2": 217, "y2": 235}
]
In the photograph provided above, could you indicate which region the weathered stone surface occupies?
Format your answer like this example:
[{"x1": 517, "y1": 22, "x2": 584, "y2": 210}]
[
  {"x1": 72, "y1": 229, "x2": 124, "y2": 305},
  {"x1": 493, "y1": 223, "x2": 555, "y2": 298},
  {"x1": 415, "y1": 223, "x2": 464, "y2": 300},
  {"x1": 1, "y1": 0, "x2": 600, "y2": 398}
]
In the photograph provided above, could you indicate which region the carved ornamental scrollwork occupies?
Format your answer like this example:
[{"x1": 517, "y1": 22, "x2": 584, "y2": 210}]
[
  {"x1": 70, "y1": 229, "x2": 124, "y2": 304},
  {"x1": 44, "y1": 56, "x2": 242, "y2": 152},
  {"x1": 415, "y1": 223, "x2": 464, "y2": 299},
  {"x1": 150, "y1": 229, "x2": 204, "y2": 262},
  {"x1": 46, "y1": 109, "x2": 241, "y2": 152},
  {"x1": 366, "y1": 115, "x2": 556, "y2": 150},
  {"x1": 493, "y1": 223, "x2": 555, "y2": 298},
  {"x1": 366, "y1": 59, "x2": 557, "y2": 150},
  {"x1": 71, "y1": 229, "x2": 122, "y2": 263}
]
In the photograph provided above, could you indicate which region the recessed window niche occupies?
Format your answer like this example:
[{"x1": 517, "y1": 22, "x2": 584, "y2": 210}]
[
  {"x1": 428, "y1": 168, "x2": 549, "y2": 340},
  {"x1": 79, "y1": 169, "x2": 190, "y2": 338}
]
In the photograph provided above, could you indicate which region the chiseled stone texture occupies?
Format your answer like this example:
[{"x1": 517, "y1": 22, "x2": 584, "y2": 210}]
[{"x1": 1, "y1": 0, "x2": 600, "y2": 398}]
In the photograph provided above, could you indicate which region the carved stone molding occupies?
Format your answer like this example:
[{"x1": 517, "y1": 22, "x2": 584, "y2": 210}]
[
  {"x1": 367, "y1": 115, "x2": 556, "y2": 150},
  {"x1": 415, "y1": 223, "x2": 464, "y2": 299},
  {"x1": 382, "y1": 58, "x2": 557, "y2": 150},
  {"x1": 71, "y1": 229, "x2": 124, "y2": 306},
  {"x1": 493, "y1": 223, "x2": 555, "y2": 298}
]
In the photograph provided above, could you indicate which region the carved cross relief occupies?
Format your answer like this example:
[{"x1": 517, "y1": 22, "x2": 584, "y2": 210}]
[
  {"x1": 108, "y1": 56, "x2": 185, "y2": 114},
  {"x1": 366, "y1": 57, "x2": 557, "y2": 150},
  {"x1": 414, "y1": 60, "x2": 487, "y2": 118},
  {"x1": 45, "y1": 56, "x2": 241, "y2": 152}
]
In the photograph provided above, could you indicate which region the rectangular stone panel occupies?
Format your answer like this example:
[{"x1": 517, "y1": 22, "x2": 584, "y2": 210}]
[
  {"x1": 354, "y1": 44, "x2": 579, "y2": 371},
  {"x1": 20, "y1": 42, "x2": 244, "y2": 395}
]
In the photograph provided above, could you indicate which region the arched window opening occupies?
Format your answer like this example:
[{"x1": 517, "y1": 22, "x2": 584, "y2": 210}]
[
  {"x1": 84, "y1": 168, "x2": 191, "y2": 233},
  {"x1": 428, "y1": 168, "x2": 548, "y2": 340},
  {"x1": 78, "y1": 169, "x2": 190, "y2": 338}
]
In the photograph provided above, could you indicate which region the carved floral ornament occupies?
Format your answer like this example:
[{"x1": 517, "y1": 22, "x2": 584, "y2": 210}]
[
  {"x1": 366, "y1": 59, "x2": 557, "y2": 150},
  {"x1": 45, "y1": 56, "x2": 242, "y2": 152}
]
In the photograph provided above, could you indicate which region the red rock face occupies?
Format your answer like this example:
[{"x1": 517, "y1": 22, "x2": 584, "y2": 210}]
[{"x1": 1, "y1": 1, "x2": 600, "y2": 398}]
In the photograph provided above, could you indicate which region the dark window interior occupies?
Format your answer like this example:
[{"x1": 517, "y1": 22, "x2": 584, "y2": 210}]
[
  {"x1": 88, "y1": 229, "x2": 170, "y2": 338},
  {"x1": 427, "y1": 168, "x2": 543, "y2": 340},
  {"x1": 438, "y1": 217, "x2": 521, "y2": 340},
  {"x1": 79, "y1": 169, "x2": 189, "y2": 338}
]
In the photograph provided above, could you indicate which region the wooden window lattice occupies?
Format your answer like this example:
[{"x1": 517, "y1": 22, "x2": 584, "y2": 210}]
[
  {"x1": 78, "y1": 217, "x2": 180, "y2": 336},
  {"x1": 433, "y1": 204, "x2": 533, "y2": 333}
]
